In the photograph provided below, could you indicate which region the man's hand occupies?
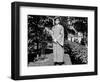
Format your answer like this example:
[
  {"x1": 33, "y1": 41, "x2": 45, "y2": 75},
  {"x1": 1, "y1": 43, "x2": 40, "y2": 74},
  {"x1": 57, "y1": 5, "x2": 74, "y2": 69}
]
[
  {"x1": 54, "y1": 39, "x2": 57, "y2": 43},
  {"x1": 45, "y1": 27, "x2": 49, "y2": 32}
]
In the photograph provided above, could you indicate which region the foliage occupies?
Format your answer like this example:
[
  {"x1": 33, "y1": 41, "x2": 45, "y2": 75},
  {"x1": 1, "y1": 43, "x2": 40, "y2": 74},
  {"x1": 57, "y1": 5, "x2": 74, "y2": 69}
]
[{"x1": 64, "y1": 40, "x2": 88, "y2": 64}]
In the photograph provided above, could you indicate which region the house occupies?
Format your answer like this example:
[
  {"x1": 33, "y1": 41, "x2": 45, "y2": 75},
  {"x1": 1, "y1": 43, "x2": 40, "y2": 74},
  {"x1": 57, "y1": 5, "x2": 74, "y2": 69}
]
[{"x1": 68, "y1": 32, "x2": 83, "y2": 44}]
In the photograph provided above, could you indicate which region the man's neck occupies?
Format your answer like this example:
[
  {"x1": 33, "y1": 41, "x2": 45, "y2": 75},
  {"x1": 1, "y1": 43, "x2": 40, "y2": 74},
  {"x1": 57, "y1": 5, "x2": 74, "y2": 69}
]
[{"x1": 55, "y1": 24, "x2": 60, "y2": 26}]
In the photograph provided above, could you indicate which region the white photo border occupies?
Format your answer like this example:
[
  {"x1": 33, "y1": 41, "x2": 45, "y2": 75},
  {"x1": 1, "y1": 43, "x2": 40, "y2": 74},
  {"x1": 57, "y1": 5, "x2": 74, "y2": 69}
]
[{"x1": 19, "y1": 6, "x2": 95, "y2": 76}]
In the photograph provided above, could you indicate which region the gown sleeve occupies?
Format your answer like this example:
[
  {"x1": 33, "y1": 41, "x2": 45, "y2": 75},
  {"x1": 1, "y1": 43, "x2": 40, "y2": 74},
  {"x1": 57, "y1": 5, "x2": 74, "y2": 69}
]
[{"x1": 56, "y1": 25, "x2": 64, "y2": 46}]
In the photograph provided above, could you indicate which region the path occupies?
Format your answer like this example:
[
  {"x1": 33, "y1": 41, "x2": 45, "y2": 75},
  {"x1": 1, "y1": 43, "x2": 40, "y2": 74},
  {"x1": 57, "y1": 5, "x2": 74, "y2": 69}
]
[{"x1": 28, "y1": 53, "x2": 72, "y2": 66}]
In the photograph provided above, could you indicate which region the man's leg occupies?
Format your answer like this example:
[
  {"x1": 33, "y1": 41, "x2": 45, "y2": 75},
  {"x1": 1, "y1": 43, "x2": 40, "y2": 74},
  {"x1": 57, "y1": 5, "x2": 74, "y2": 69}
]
[
  {"x1": 53, "y1": 43, "x2": 57, "y2": 65},
  {"x1": 56, "y1": 44, "x2": 64, "y2": 65}
]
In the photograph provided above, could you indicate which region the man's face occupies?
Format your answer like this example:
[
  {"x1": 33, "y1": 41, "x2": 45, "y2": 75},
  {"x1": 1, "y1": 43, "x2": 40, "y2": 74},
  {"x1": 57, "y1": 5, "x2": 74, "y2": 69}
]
[{"x1": 55, "y1": 19, "x2": 60, "y2": 25}]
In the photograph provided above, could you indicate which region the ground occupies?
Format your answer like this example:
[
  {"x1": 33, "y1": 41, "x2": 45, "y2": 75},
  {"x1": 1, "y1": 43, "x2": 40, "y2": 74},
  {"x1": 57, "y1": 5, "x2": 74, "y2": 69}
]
[{"x1": 28, "y1": 53, "x2": 72, "y2": 66}]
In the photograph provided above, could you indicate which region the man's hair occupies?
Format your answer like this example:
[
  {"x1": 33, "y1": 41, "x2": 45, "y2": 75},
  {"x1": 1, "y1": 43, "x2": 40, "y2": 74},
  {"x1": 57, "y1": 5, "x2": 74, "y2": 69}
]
[{"x1": 54, "y1": 17, "x2": 61, "y2": 25}]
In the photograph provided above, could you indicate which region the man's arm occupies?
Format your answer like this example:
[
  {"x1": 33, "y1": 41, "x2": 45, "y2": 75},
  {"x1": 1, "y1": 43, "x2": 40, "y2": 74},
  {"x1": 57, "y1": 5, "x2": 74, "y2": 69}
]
[
  {"x1": 45, "y1": 27, "x2": 55, "y2": 41},
  {"x1": 56, "y1": 26, "x2": 64, "y2": 41}
]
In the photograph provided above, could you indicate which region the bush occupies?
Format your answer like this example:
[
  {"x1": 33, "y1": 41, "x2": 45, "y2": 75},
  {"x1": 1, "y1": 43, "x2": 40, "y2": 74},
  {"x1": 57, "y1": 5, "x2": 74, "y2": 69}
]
[{"x1": 64, "y1": 41, "x2": 88, "y2": 64}]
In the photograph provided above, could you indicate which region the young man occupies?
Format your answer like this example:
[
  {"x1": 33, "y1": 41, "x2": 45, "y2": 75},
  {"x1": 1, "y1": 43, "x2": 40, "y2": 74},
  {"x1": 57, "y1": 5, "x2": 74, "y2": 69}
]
[
  {"x1": 51, "y1": 17, "x2": 64, "y2": 65},
  {"x1": 45, "y1": 17, "x2": 64, "y2": 65}
]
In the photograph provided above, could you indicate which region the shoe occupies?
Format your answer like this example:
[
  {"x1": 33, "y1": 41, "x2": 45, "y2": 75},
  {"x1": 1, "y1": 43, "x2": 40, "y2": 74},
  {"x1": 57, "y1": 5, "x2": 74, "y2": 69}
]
[
  {"x1": 54, "y1": 62, "x2": 57, "y2": 65},
  {"x1": 58, "y1": 62, "x2": 64, "y2": 65}
]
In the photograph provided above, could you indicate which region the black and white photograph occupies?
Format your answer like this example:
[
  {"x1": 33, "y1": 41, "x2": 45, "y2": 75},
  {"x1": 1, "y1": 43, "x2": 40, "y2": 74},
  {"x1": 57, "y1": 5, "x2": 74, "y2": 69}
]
[
  {"x1": 28, "y1": 15, "x2": 88, "y2": 66},
  {"x1": 11, "y1": 2, "x2": 97, "y2": 80}
]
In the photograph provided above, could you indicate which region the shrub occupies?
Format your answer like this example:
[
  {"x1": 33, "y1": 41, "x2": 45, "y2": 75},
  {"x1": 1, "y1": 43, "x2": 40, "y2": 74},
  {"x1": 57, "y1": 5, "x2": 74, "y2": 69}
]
[{"x1": 64, "y1": 41, "x2": 88, "y2": 64}]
